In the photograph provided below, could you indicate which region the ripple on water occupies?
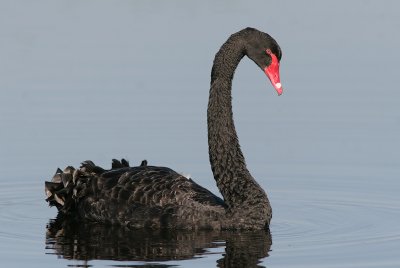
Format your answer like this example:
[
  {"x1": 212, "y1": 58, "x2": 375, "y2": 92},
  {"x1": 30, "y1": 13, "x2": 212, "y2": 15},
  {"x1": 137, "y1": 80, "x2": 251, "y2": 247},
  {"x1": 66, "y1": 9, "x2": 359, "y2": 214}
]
[
  {"x1": 0, "y1": 181, "x2": 46, "y2": 242},
  {"x1": 1, "y1": 173, "x2": 399, "y2": 267},
  {"x1": 269, "y1": 178, "x2": 400, "y2": 266}
]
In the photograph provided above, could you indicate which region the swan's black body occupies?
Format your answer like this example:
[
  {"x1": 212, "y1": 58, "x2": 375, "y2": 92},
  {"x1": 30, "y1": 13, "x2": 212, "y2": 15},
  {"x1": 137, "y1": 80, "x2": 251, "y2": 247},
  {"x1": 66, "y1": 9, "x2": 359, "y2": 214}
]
[{"x1": 45, "y1": 27, "x2": 282, "y2": 230}]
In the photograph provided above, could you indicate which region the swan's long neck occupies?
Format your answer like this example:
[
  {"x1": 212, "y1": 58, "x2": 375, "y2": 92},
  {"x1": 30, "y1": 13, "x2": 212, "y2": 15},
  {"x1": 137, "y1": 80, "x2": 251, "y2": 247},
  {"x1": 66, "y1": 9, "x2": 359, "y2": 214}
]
[{"x1": 207, "y1": 34, "x2": 271, "y2": 223}]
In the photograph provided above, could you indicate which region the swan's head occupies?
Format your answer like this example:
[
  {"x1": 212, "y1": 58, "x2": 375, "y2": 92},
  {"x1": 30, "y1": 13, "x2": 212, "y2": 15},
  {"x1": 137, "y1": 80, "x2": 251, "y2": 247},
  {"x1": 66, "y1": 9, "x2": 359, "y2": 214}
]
[{"x1": 243, "y1": 28, "x2": 283, "y2": 95}]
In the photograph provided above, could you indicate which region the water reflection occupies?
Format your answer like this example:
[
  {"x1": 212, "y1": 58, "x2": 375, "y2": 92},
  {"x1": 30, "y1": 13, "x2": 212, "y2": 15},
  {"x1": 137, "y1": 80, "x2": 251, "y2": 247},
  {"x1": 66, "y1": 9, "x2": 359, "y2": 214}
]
[{"x1": 45, "y1": 214, "x2": 272, "y2": 267}]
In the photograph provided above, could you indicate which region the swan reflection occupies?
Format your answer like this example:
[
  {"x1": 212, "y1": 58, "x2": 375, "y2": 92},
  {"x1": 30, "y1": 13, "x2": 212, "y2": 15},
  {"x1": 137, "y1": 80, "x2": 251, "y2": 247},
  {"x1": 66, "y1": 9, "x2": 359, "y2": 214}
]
[{"x1": 45, "y1": 215, "x2": 272, "y2": 267}]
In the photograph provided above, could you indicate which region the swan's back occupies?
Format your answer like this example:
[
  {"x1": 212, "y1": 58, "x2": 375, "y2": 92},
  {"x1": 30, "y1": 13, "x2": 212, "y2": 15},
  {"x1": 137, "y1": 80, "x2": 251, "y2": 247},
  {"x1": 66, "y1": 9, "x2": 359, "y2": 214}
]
[{"x1": 45, "y1": 159, "x2": 226, "y2": 229}]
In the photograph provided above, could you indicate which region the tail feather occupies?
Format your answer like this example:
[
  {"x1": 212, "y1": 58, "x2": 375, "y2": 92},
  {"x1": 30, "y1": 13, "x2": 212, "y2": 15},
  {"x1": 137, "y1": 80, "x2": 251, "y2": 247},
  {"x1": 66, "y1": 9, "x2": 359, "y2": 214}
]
[
  {"x1": 121, "y1": 158, "x2": 130, "y2": 167},
  {"x1": 51, "y1": 169, "x2": 62, "y2": 183},
  {"x1": 80, "y1": 161, "x2": 102, "y2": 174},
  {"x1": 44, "y1": 158, "x2": 143, "y2": 215},
  {"x1": 45, "y1": 181, "x2": 63, "y2": 198},
  {"x1": 61, "y1": 173, "x2": 72, "y2": 187},
  {"x1": 112, "y1": 159, "x2": 130, "y2": 169}
]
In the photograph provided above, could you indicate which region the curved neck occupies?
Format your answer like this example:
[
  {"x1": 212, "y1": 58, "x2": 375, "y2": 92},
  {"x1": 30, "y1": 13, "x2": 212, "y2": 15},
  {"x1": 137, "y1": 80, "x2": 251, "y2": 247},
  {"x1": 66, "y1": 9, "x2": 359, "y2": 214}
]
[{"x1": 207, "y1": 34, "x2": 269, "y2": 214}]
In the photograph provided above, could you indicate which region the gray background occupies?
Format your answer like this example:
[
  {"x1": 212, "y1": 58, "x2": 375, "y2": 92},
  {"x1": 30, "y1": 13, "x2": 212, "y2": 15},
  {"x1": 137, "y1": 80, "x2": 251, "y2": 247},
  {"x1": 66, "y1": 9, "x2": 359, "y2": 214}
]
[{"x1": 0, "y1": 1, "x2": 399, "y2": 267}]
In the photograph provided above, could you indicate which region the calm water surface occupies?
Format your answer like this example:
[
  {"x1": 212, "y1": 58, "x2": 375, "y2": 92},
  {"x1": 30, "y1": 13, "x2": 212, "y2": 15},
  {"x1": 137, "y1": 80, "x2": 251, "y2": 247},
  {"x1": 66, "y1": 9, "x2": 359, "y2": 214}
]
[{"x1": 1, "y1": 1, "x2": 399, "y2": 267}]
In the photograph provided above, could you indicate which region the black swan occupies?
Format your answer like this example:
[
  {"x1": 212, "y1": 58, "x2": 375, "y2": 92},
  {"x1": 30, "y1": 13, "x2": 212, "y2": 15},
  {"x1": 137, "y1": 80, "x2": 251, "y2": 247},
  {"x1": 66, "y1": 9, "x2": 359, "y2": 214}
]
[{"x1": 45, "y1": 27, "x2": 283, "y2": 230}]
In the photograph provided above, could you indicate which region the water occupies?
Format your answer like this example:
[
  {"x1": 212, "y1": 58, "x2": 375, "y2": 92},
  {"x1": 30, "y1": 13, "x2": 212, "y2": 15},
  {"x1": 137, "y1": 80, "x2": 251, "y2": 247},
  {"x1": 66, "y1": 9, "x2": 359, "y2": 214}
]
[{"x1": 1, "y1": 1, "x2": 399, "y2": 267}]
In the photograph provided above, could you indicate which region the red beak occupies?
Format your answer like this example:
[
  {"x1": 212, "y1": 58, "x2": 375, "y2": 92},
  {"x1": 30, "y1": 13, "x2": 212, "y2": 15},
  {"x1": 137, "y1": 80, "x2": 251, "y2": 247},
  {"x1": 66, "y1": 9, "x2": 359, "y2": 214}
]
[{"x1": 264, "y1": 49, "x2": 283, "y2": 95}]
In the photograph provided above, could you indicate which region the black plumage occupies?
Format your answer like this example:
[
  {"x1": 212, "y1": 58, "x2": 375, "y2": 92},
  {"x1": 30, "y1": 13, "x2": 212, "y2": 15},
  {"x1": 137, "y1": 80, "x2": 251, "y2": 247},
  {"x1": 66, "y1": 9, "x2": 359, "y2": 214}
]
[{"x1": 45, "y1": 27, "x2": 283, "y2": 230}]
